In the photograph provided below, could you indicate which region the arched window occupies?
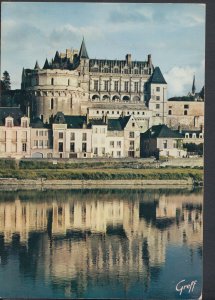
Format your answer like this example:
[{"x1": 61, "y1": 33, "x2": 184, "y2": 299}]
[
  {"x1": 112, "y1": 95, "x2": 120, "y2": 101},
  {"x1": 51, "y1": 98, "x2": 54, "y2": 109},
  {"x1": 51, "y1": 78, "x2": 54, "y2": 85},
  {"x1": 122, "y1": 96, "x2": 130, "y2": 101},
  {"x1": 168, "y1": 110, "x2": 172, "y2": 115},
  {"x1": 102, "y1": 95, "x2": 110, "y2": 101},
  {"x1": 92, "y1": 94, "x2": 100, "y2": 101}
]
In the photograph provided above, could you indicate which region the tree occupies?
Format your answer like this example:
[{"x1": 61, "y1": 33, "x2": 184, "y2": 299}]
[{"x1": 2, "y1": 71, "x2": 11, "y2": 91}]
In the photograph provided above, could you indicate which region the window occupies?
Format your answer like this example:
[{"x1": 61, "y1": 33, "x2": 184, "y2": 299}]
[
  {"x1": 156, "y1": 96, "x2": 160, "y2": 100},
  {"x1": 117, "y1": 151, "x2": 121, "y2": 157},
  {"x1": 34, "y1": 140, "x2": 38, "y2": 147},
  {"x1": 58, "y1": 142, "x2": 63, "y2": 152},
  {"x1": 112, "y1": 111, "x2": 114, "y2": 114},
  {"x1": 134, "y1": 69, "x2": 138, "y2": 74},
  {"x1": 163, "y1": 140, "x2": 168, "y2": 149},
  {"x1": 132, "y1": 122, "x2": 135, "y2": 127},
  {"x1": 168, "y1": 110, "x2": 172, "y2": 115},
  {"x1": 130, "y1": 141, "x2": 134, "y2": 149},
  {"x1": 124, "y1": 81, "x2": 129, "y2": 92},
  {"x1": 59, "y1": 132, "x2": 63, "y2": 139},
  {"x1": 36, "y1": 130, "x2": 38, "y2": 136},
  {"x1": 70, "y1": 142, "x2": 75, "y2": 152},
  {"x1": 94, "y1": 147, "x2": 98, "y2": 155},
  {"x1": 134, "y1": 82, "x2": 139, "y2": 92},
  {"x1": 142, "y1": 112, "x2": 145, "y2": 115},
  {"x1": 185, "y1": 133, "x2": 189, "y2": 138},
  {"x1": 156, "y1": 87, "x2": 160, "y2": 92},
  {"x1": 94, "y1": 80, "x2": 99, "y2": 91},
  {"x1": 51, "y1": 98, "x2": 54, "y2": 109},
  {"x1": 39, "y1": 131, "x2": 43, "y2": 136},
  {"x1": 82, "y1": 143, "x2": 87, "y2": 152},
  {"x1": 22, "y1": 120, "x2": 28, "y2": 128},
  {"x1": 102, "y1": 147, "x2": 105, "y2": 155},
  {"x1": 110, "y1": 141, "x2": 114, "y2": 147},
  {"x1": 124, "y1": 68, "x2": 128, "y2": 74},
  {"x1": 129, "y1": 132, "x2": 135, "y2": 138},
  {"x1": 104, "y1": 80, "x2": 109, "y2": 91},
  {"x1": 82, "y1": 133, "x2": 87, "y2": 141},
  {"x1": 184, "y1": 110, "x2": 188, "y2": 115},
  {"x1": 114, "y1": 81, "x2": 119, "y2": 92},
  {"x1": 96, "y1": 111, "x2": 99, "y2": 114},
  {"x1": 51, "y1": 78, "x2": 54, "y2": 85},
  {"x1": 156, "y1": 104, "x2": 160, "y2": 109},
  {"x1": 68, "y1": 79, "x2": 70, "y2": 86},
  {"x1": 44, "y1": 140, "x2": 48, "y2": 147},
  {"x1": 71, "y1": 132, "x2": 75, "y2": 140},
  {"x1": 22, "y1": 143, "x2": 27, "y2": 152},
  {"x1": 6, "y1": 120, "x2": 13, "y2": 127},
  {"x1": 117, "y1": 111, "x2": 120, "y2": 114},
  {"x1": 39, "y1": 140, "x2": 43, "y2": 147},
  {"x1": 117, "y1": 141, "x2": 121, "y2": 147},
  {"x1": 184, "y1": 104, "x2": 189, "y2": 109}
]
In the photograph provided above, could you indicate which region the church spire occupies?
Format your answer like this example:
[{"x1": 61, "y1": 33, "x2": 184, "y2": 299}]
[
  {"x1": 79, "y1": 37, "x2": 89, "y2": 59},
  {"x1": 34, "y1": 61, "x2": 40, "y2": 70},
  {"x1": 192, "y1": 75, "x2": 196, "y2": 95}
]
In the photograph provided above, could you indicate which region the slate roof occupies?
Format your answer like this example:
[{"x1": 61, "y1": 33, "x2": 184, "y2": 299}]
[
  {"x1": 65, "y1": 116, "x2": 88, "y2": 128},
  {"x1": 148, "y1": 67, "x2": 167, "y2": 84},
  {"x1": 53, "y1": 112, "x2": 132, "y2": 130},
  {"x1": 0, "y1": 107, "x2": 24, "y2": 126},
  {"x1": 30, "y1": 117, "x2": 51, "y2": 129},
  {"x1": 142, "y1": 124, "x2": 183, "y2": 139},
  {"x1": 89, "y1": 59, "x2": 149, "y2": 72},
  {"x1": 79, "y1": 38, "x2": 89, "y2": 59},
  {"x1": 108, "y1": 116, "x2": 131, "y2": 131}
]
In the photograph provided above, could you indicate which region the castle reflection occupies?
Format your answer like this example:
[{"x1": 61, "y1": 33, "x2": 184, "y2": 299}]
[{"x1": 0, "y1": 189, "x2": 203, "y2": 297}]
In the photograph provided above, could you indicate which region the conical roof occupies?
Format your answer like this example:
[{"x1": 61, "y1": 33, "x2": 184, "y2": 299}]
[
  {"x1": 34, "y1": 61, "x2": 40, "y2": 69},
  {"x1": 149, "y1": 67, "x2": 167, "y2": 84},
  {"x1": 43, "y1": 58, "x2": 50, "y2": 69},
  {"x1": 79, "y1": 38, "x2": 89, "y2": 59}
]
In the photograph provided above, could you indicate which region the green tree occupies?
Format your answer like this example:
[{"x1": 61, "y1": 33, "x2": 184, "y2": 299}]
[{"x1": 2, "y1": 71, "x2": 11, "y2": 91}]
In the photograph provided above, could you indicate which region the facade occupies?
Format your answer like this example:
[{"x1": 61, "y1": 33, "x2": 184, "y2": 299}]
[
  {"x1": 21, "y1": 39, "x2": 168, "y2": 127},
  {"x1": 166, "y1": 77, "x2": 204, "y2": 130},
  {"x1": 140, "y1": 124, "x2": 187, "y2": 158},
  {"x1": 0, "y1": 108, "x2": 140, "y2": 159},
  {"x1": 0, "y1": 107, "x2": 31, "y2": 159}
]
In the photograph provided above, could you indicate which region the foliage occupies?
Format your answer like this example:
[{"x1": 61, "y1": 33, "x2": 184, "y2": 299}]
[
  {"x1": 183, "y1": 143, "x2": 203, "y2": 155},
  {"x1": 2, "y1": 71, "x2": 11, "y2": 91}
]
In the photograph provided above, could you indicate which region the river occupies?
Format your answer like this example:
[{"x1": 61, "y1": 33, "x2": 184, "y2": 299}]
[{"x1": 0, "y1": 188, "x2": 202, "y2": 299}]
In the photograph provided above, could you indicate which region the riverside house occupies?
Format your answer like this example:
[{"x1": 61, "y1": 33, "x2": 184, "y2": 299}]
[{"x1": 140, "y1": 124, "x2": 187, "y2": 159}]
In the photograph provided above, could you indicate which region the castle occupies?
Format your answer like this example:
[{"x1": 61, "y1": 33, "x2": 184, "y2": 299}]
[
  {"x1": 21, "y1": 38, "x2": 168, "y2": 132},
  {"x1": 0, "y1": 39, "x2": 204, "y2": 159}
]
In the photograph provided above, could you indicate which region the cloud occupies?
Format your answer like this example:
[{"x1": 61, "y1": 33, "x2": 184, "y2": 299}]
[{"x1": 164, "y1": 60, "x2": 205, "y2": 97}]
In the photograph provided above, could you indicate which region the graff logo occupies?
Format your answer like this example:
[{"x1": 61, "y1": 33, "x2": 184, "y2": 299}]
[{"x1": 176, "y1": 279, "x2": 198, "y2": 296}]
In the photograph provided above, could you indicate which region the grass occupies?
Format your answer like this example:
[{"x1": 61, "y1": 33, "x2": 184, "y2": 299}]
[{"x1": 0, "y1": 167, "x2": 203, "y2": 181}]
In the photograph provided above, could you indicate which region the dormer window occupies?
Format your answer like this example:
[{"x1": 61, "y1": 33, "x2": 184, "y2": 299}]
[
  {"x1": 21, "y1": 119, "x2": 28, "y2": 128},
  {"x1": 6, "y1": 118, "x2": 13, "y2": 127}
]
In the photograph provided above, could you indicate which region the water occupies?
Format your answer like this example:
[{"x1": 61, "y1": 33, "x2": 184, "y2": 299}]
[{"x1": 0, "y1": 188, "x2": 202, "y2": 299}]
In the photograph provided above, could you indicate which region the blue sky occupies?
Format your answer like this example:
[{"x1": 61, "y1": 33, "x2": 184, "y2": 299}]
[{"x1": 1, "y1": 2, "x2": 205, "y2": 97}]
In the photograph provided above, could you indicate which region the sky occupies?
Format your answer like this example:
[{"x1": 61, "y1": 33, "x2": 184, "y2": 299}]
[{"x1": 1, "y1": 2, "x2": 205, "y2": 98}]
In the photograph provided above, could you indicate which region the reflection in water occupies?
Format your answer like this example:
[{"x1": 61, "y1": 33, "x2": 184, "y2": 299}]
[{"x1": 0, "y1": 189, "x2": 202, "y2": 299}]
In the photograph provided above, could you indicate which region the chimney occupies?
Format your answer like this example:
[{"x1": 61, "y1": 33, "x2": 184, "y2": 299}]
[
  {"x1": 27, "y1": 105, "x2": 30, "y2": 118},
  {"x1": 86, "y1": 113, "x2": 89, "y2": 124},
  {"x1": 148, "y1": 54, "x2": 152, "y2": 66},
  {"x1": 126, "y1": 54, "x2": 131, "y2": 65},
  {"x1": 104, "y1": 113, "x2": 108, "y2": 124},
  {"x1": 178, "y1": 124, "x2": 182, "y2": 134}
]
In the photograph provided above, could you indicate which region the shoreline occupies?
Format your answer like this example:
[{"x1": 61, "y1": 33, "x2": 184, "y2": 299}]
[{"x1": 0, "y1": 178, "x2": 202, "y2": 190}]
